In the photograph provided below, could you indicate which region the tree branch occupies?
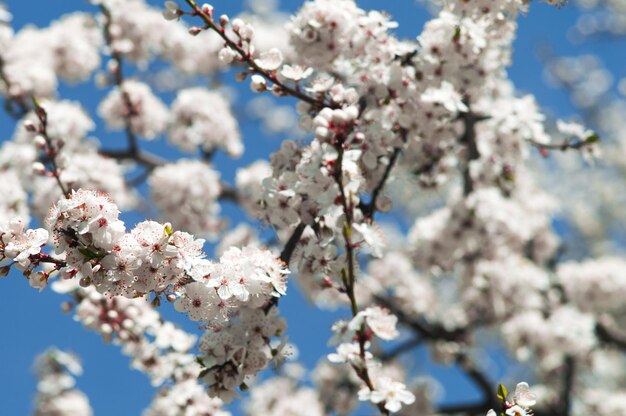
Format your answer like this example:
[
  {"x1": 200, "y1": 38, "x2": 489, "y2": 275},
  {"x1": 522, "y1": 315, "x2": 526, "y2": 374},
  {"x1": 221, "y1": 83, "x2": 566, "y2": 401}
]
[
  {"x1": 361, "y1": 145, "x2": 402, "y2": 221},
  {"x1": 379, "y1": 336, "x2": 423, "y2": 363},
  {"x1": 0, "y1": 55, "x2": 29, "y2": 118},
  {"x1": 596, "y1": 318, "x2": 626, "y2": 350},
  {"x1": 459, "y1": 111, "x2": 484, "y2": 197},
  {"x1": 182, "y1": 0, "x2": 335, "y2": 109},
  {"x1": 374, "y1": 295, "x2": 470, "y2": 343},
  {"x1": 99, "y1": 148, "x2": 167, "y2": 169},
  {"x1": 279, "y1": 222, "x2": 306, "y2": 265},
  {"x1": 99, "y1": 5, "x2": 141, "y2": 156}
]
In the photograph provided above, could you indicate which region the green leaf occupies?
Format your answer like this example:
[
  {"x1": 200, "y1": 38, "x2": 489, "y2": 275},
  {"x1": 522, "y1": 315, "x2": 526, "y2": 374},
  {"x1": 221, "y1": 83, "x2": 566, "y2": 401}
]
[
  {"x1": 585, "y1": 133, "x2": 600, "y2": 143},
  {"x1": 453, "y1": 25, "x2": 461, "y2": 41},
  {"x1": 497, "y1": 384, "x2": 508, "y2": 401},
  {"x1": 78, "y1": 247, "x2": 103, "y2": 260}
]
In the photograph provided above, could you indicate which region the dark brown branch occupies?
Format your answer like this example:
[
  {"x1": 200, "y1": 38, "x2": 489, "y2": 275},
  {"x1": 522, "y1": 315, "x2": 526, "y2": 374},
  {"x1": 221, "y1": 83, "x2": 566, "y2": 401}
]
[
  {"x1": 379, "y1": 336, "x2": 423, "y2": 362},
  {"x1": 99, "y1": 148, "x2": 167, "y2": 169},
  {"x1": 374, "y1": 295, "x2": 470, "y2": 343},
  {"x1": 279, "y1": 222, "x2": 306, "y2": 265},
  {"x1": 436, "y1": 353, "x2": 497, "y2": 415},
  {"x1": 559, "y1": 356, "x2": 575, "y2": 416},
  {"x1": 459, "y1": 111, "x2": 484, "y2": 197},
  {"x1": 596, "y1": 318, "x2": 626, "y2": 350},
  {"x1": 361, "y1": 145, "x2": 402, "y2": 221},
  {"x1": 527, "y1": 136, "x2": 598, "y2": 153},
  {"x1": 437, "y1": 401, "x2": 490, "y2": 415},
  {"x1": 218, "y1": 183, "x2": 240, "y2": 204},
  {"x1": 99, "y1": 5, "x2": 141, "y2": 157},
  {"x1": 33, "y1": 99, "x2": 70, "y2": 197},
  {"x1": 0, "y1": 55, "x2": 29, "y2": 117}
]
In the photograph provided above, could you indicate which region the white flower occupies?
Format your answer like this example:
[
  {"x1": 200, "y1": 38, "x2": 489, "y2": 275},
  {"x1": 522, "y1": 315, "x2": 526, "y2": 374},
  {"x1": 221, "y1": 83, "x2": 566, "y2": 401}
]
[
  {"x1": 255, "y1": 48, "x2": 283, "y2": 71},
  {"x1": 328, "y1": 342, "x2": 372, "y2": 367},
  {"x1": 513, "y1": 382, "x2": 536, "y2": 408},
  {"x1": 359, "y1": 378, "x2": 415, "y2": 413},
  {"x1": 352, "y1": 223, "x2": 385, "y2": 258},
  {"x1": 421, "y1": 81, "x2": 468, "y2": 113},
  {"x1": 349, "y1": 306, "x2": 399, "y2": 341},
  {"x1": 162, "y1": 1, "x2": 180, "y2": 21},
  {"x1": 174, "y1": 282, "x2": 217, "y2": 321},
  {"x1": 279, "y1": 64, "x2": 313, "y2": 82},
  {"x1": 218, "y1": 47, "x2": 237, "y2": 64},
  {"x1": 506, "y1": 405, "x2": 529, "y2": 416},
  {"x1": 3, "y1": 221, "x2": 49, "y2": 269},
  {"x1": 149, "y1": 159, "x2": 224, "y2": 238}
]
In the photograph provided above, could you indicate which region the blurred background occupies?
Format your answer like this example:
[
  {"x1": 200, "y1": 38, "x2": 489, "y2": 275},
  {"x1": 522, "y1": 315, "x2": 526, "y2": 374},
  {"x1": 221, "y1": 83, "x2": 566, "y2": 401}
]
[{"x1": 0, "y1": 0, "x2": 623, "y2": 414}]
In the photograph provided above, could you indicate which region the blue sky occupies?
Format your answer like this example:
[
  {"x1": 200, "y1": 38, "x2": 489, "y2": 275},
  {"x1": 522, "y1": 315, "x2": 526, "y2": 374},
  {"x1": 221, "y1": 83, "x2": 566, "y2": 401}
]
[{"x1": 0, "y1": 0, "x2": 609, "y2": 414}]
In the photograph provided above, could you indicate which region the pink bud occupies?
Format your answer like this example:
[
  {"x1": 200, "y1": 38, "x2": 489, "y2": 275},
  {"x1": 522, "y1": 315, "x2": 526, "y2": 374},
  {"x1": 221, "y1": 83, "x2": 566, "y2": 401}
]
[
  {"x1": 201, "y1": 3, "x2": 214, "y2": 16},
  {"x1": 188, "y1": 26, "x2": 203, "y2": 36}
]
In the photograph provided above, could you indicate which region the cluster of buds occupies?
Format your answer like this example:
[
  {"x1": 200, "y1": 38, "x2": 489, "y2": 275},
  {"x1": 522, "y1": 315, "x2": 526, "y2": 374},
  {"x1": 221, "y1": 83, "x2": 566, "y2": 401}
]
[{"x1": 26, "y1": 100, "x2": 66, "y2": 191}]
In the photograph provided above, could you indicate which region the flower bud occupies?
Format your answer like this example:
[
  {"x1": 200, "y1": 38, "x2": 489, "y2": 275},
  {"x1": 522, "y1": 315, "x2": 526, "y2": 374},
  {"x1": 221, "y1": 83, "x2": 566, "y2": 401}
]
[
  {"x1": 188, "y1": 26, "x2": 203, "y2": 36},
  {"x1": 34, "y1": 135, "x2": 47, "y2": 149},
  {"x1": 23, "y1": 120, "x2": 37, "y2": 132},
  {"x1": 201, "y1": 3, "x2": 214, "y2": 16},
  {"x1": 218, "y1": 47, "x2": 236, "y2": 64},
  {"x1": 32, "y1": 162, "x2": 46, "y2": 175},
  {"x1": 231, "y1": 18, "x2": 244, "y2": 33},
  {"x1": 151, "y1": 296, "x2": 161, "y2": 307},
  {"x1": 250, "y1": 74, "x2": 267, "y2": 93},
  {"x1": 219, "y1": 14, "x2": 229, "y2": 27}
]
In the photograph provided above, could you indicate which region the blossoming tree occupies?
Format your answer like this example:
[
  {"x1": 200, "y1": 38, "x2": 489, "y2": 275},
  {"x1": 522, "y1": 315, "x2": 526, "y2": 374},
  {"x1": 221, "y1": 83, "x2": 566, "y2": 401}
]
[{"x1": 1, "y1": 0, "x2": 624, "y2": 415}]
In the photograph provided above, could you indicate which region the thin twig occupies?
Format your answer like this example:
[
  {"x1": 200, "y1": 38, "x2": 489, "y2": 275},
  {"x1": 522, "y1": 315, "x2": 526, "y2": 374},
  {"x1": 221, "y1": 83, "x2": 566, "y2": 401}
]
[
  {"x1": 182, "y1": 0, "x2": 335, "y2": 109},
  {"x1": 100, "y1": 5, "x2": 139, "y2": 155},
  {"x1": 361, "y1": 145, "x2": 403, "y2": 221},
  {"x1": 379, "y1": 337, "x2": 423, "y2": 362},
  {"x1": 33, "y1": 99, "x2": 70, "y2": 197}
]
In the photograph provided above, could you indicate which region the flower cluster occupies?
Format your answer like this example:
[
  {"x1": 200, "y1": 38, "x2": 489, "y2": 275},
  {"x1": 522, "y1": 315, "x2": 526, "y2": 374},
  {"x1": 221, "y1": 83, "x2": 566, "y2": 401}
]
[
  {"x1": 174, "y1": 247, "x2": 290, "y2": 401},
  {"x1": 98, "y1": 80, "x2": 169, "y2": 140},
  {"x1": 149, "y1": 159, "x2": 225, "y2": 239},
  {"x1": 0, "y1": 12, "x2": 101, "y2": 98},
  {"x1": 32, "y1": 348, "x2": 93, "y2": 416},
  {"x1": 168, "y1": 88, "x2": 242, "y2": 156}
]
